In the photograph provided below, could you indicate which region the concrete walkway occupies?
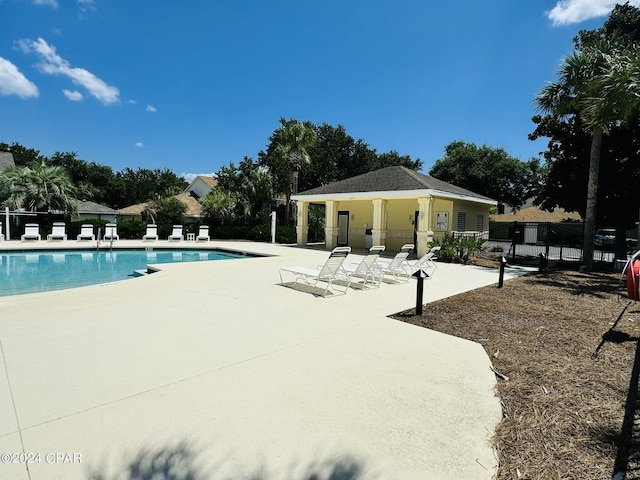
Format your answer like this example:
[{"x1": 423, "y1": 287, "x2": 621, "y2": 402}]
[{"x1": 0, "y1": 241, "x2": 531, "y2": 480}]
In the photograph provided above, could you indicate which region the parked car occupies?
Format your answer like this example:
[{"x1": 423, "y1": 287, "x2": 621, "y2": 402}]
[{"x1": 594, "y1": 228, "x2": 616, "y2": 248}]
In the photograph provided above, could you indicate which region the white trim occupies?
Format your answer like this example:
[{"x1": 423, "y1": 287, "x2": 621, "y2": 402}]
[{"x1": 292, "y1": 189, "x2": 496, "y2": 206}]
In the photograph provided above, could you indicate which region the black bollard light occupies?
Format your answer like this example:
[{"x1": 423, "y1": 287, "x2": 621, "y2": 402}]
[
  {"x1": 413, "y1": 269, "x2": 429, "y2": 315},
  {"x1": 498, "y1": 256, "x2": 507, "y2": 288}
]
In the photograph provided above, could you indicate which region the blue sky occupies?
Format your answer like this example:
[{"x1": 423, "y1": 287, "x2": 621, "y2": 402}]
[{"x1": 0, "y1": 0, "x2": 637, "y2": 181}]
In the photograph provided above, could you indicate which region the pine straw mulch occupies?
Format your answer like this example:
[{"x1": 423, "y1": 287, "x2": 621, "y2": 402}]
[{"x1": 392, "y1": 253, "x2": 640, "y2": 480}]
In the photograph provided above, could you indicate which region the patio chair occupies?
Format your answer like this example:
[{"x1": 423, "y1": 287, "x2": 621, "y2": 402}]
[
  {"x1": 77, "y1": 224, "x2": 95, "y2": 241},
  {"x1": 342, "y1": 245, "x2": 385, "y2": 289},
  {"x1": 196, "y1": 225, "x2": 210, "y2": 241},
  {"x1": 104, "y1": 223, "x2": 119, "y2": 241},
  {"x1": 168, "y1": 225, "x2": 183, "y2": 241},
  {"x1": 279, "y1": 246, "x2": 352, "y2": 297},
  {"x1": 142, "y1": 224, "x2": 159, "y2": 241},
  {"x1": 21, "y1": 223, "x2": 41, "y2": 241},
  {"x1": 0, "y1": 221, "x2": 4, "y2": 242},
  {"x1": 47, "y1": 222, "x2": 67, "y2": 241},
  {"x1": 376, "y1": 243, "x2": 414, "y2": 282},
  {"x1": 406, "y1": 246, "x2": 441, "y2": 275}
]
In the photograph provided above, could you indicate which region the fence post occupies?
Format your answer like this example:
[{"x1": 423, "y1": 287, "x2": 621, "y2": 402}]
[
  {"x1": 545, "y1": 223, "x2": 551, "y2": 260},
  {"x1": 511, "y1": 221, "x2": 517, "y2": 263}
]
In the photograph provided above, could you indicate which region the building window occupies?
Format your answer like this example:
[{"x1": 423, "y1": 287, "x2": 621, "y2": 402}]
[
  {"x1": 476, "y1": 214, "x2": 484, "y2": 232},
  {"x1": 457, "y1": 212, "x2": 466, "y2": 231}
]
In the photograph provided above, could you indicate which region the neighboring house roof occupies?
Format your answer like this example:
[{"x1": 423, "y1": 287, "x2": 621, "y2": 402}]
[
  {"x1": 118, "y1": 202, "x2": 147, "y2": 216},
  {"x1": 188, "y1": 175, "x2": 217, "y2": 189},
  {"x1": 490, "y1": 206, "x2": 581, "y2": 223},
  {"x1": 173, "y1": 192, "x2": 204, "y2": 216},
  {"x1": 185, "y1": 175, "x2": 217, "y2": 198},
  {"x1": 293, "y1": 166, "x2": 496, "y2": 204},
  {"x1": 77, "y1": 200, "x2": 119, "y2": 215},
  {"x1": 118, "y1": 192, "x2": 203, "y2": 218},
  {"x1": 0, "y1": 151, "x2": 16, "y2": 171}
]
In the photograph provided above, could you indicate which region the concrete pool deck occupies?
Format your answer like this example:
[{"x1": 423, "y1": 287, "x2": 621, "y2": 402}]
[{"x1": 0, "y1": 240, "x2": 532, "y2": 480}]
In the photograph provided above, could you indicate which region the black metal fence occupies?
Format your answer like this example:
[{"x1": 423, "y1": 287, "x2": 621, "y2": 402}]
[{"x1": 488, "y1": 221, "x2": 615, "y2": 266}]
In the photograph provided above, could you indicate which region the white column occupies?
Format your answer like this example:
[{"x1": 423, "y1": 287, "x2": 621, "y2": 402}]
[
  {"x1": 371, "y1": 199, "x2": 387, "y2": 248},
  {"x1": 324, "y1": 200, "x2": 338, "y2": 250},
  {"x1": 416, "y1": 196, "x2": 434, "y2": 257},
  {"x1": 295, "y1": 201, "x2": 309, "y2": 246}
]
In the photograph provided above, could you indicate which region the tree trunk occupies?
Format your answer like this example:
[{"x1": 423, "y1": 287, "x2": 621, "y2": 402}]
[
  {"x1": 284, "y1": 191, "x2": 292, "y2": 226},
  {"x1": 583, "y1": 125, "x2": 603, "y2": 269}
]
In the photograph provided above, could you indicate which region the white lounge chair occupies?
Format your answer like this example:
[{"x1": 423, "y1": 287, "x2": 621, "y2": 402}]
[
  {"x1": 21, "y1": 223, "x2": 41, "y2": 241},
  {"x1": 196, "y1": 225, "x2": 210, "y2": 241},
  {"x1": 104, "y1": 223, "x2": 119, "y2": 241},
  {"x1": 77, "y1": 224, "x2": 95, "y2": 241},
  {"x1": 279, "y1": 246, "x2": 352, "y2": 297},
  {"x1": 0, "y1": 221, "x2": 4, "y2": 242},
  {"x1": 142, "y1": 224, "x2": 159, "y2": 241},
  {"x1": 47, "y1": 222, "x2": 67, "y2": 241},
  {"x1": 168, "y1": 225, "x2": 183, "y2": 241},
  {"x1": 376, "y1": 243, "x2": 414, "y2": 282},
  {"x1": 406, "y1": 246, "x2": 441, "y2": 275},
  {"x1": 342, "y1": 245, "x2": 385, "y2": 288}
]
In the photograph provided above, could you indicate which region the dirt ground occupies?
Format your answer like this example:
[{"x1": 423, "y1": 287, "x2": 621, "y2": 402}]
[{"x1": 392, "y1": 253, "x2": 640, "y2": 480}]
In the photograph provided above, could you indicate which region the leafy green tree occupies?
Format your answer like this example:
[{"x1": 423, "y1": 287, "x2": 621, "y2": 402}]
[
  {"x1": 533, "y1": 4, "x2": 640, "y2": 265},
  {"x1": 260, "y1": 118, "x2": 317, "y2": 224},
  {"x1": 214, "y1": 157, "x2": 273, "y2": 225},
  {"x1": 299, "y1": 124, "x2": 422, "y2": 192},
  {"x1": 113, "y1": 168, "x2": 188, "y2": 208},
  {"x1": 148, "y1": 196, "x2": 187, "y2": 237},
  {"x1": 48, "y1": 151, "x2": 116, "y2": 204},
  {"x1": 0, "y1": 142, "x2": 43, "y2": 166},
  {"x1": 300, "y1": 123, "x2": 378, "y2": 189},
  {"x1": 201, "y1": 187, "x2": 249, "y2": 226},
  {"x1": 429, "y1": 141, "x2": 541, "y2": 210},
  {"x1": 0, "y1": 161, "x2": 78, "y2": 213},
  {"x1": 373, "y1": 150, "x2": 423, "y2": 171}
]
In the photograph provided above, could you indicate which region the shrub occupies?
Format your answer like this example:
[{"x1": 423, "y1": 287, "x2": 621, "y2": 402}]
[
  {"x1": 248, "y1": 224, "x2": 271, "y2": 242},
  {"x1": 430, "y1": 233, "x2": 485, "y2": 264},
  {"x1": 212, "y1": 225, "x2": 249, "y2": 239},
  {"x1": 117, "y1": 218, "x2": 146, "y2": 239},
  {"x1": 276, "y1": 225, "x2": 296, "y2": 244}
]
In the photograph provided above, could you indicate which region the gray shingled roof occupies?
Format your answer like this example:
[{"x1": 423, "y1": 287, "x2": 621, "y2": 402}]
[
  {"x1": 0, "y1": 152, "x2": 15, "y2": 171},
  {"x1": 296, "y1": 166, "x2": 495, "y2": 201},
  {"x1": 77, "y1": 200, "x2": 119, "y2": 214}
]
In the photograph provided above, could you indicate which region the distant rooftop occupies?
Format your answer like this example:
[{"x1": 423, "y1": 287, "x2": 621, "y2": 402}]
[{"x1": 0, "y1": 151, "x2": 15, "y2": 171}]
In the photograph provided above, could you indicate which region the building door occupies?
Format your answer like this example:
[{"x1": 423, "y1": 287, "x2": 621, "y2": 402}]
[{"x1": 337, "y1": 211, "x2": 349, "y2": 246}]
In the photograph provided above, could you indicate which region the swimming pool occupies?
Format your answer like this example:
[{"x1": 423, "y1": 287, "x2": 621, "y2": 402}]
[{"x1": 0, "y1": 249, "x2": 249, "y2": 297}]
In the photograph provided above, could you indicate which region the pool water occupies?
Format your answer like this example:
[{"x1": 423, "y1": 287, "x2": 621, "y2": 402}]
[{"x1": 0, "y1": 249, "x2": 248, "y2": 297}]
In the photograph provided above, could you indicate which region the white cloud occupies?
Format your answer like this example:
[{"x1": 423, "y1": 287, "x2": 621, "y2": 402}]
[
  {"x1": 145, "y1": 104, "x2": 157, "y2": 113},
  {"x1": 135, "y1": 142, "x2": 144, "y2": 147},
  {"x1": 181, "y1": 172, "x2": 217, "y2": 182},
  {"x1": 32, "y1": 0, "x2": 58, "y2": 8},
  {"x1": 19, "y1": 37, "x2": 120, "y2": 105},
  {"x1": 63, "y1": 89, "x2": 83, "y2": 101},
  {"x1": 0, "y1": 57, "x2": 39, "y2": 99},
  {"x1": 547, "y1": 0, "x2": 640, "y2": 25}
]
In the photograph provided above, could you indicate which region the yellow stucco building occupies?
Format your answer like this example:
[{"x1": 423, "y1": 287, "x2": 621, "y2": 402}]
[{"x1": 292, "y1": 166, "x2": 496, "y2": 257}]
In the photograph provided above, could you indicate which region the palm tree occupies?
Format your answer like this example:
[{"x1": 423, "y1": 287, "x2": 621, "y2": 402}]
[
  {"x1": 272, "y1": 118, "x2": 317, "y2": 224},
  {"x1": 535, "y1": 38, "x2": 640, "y2": 268},
  {"x1": 201, "y1": 188, "x2": 249, "y2": 226},
  {"x1": 0, "y1": 161, "x2": 77, "y2": 214}
]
